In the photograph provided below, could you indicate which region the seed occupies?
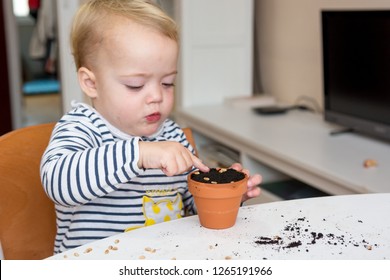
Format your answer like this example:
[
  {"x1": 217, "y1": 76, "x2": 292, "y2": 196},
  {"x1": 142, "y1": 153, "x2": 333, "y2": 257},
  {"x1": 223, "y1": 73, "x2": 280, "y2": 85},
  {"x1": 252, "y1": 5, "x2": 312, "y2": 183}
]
[
  {"x1": 211, "y1": 181, "x2": 217, "y2": 184},
  {"x1": 111, "y1": 246, "x2": 118, "y2": 251},
  {"x1": 194, "y1": 171, "x2": 200, "y2": 175},
  {"x1": 363, "y1": 159, "x2": 377, "y2": 168},
  {"x1": 225, "y1": 256, "x2": 232, "y2": 260},
  {"x1": 203, "y1": 177, "x2": 210, "y2": 181},
  {"x1": 104, "y1": 249, "x2": 110, "y2": 254},
  {"x1": 219, "y1": 168, "x2": 227, "y2": 173},
  {"x1": 84, "y1": 248, "x2": 93, "y2": 253},
  {"x1": 365, "y1": 245, "x2": 372, "y2": 250},
  {"x1": 145, "y1": 247, "x2": 156, "y2": 253},
  {"x1": 114, "y1": 239, "x2": 120, "y2": 244},
  {"x1": 139, "y1": 255, "x2": 146, "y2": 259}
]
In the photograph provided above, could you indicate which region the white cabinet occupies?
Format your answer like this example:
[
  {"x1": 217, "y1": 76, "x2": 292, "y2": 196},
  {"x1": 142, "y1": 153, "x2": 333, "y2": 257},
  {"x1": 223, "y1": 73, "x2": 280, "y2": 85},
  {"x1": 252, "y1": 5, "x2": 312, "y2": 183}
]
[{"x1": 173, "y1": 0, "x2": 254, "y2": 108}]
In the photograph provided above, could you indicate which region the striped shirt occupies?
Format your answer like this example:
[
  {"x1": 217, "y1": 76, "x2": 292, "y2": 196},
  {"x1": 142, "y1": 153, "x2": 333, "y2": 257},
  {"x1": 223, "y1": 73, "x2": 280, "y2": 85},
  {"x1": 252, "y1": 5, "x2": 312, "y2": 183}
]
[{"x1": 40, "y1": 103, "x2": 196, "y2": 254}]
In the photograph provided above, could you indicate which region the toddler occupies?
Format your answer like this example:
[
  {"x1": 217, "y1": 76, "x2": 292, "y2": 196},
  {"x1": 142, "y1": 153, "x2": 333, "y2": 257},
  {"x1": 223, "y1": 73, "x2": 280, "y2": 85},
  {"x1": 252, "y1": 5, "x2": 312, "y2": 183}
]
[{"x1": 40, "y1": 0, "x2": 261, "y2": 254}]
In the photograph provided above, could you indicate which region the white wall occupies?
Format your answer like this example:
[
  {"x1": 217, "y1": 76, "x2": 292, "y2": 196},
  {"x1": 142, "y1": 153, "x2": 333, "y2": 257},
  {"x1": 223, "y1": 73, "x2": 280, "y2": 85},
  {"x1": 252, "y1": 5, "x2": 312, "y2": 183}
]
[
  {"x1": 256, "y1": 0, "x2": 390, "y2": 111},
  {"x1": 3, "y1": 0, "x2": 23, "y2": 129},
  {"x1": 56, "y1": 0, "x2": 84, "y2": 113}
]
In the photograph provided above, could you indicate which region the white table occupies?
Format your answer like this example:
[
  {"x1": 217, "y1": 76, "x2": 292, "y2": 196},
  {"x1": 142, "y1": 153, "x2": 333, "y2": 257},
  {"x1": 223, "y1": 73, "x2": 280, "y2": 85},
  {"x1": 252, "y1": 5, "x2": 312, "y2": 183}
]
[{"x1": 47, "y1": 193, "x2": 390, "y2": 260}]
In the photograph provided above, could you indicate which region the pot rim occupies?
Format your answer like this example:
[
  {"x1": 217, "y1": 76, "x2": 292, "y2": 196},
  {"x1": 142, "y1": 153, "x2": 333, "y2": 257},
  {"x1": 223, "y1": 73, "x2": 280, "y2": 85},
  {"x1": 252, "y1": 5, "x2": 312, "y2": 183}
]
[{"x1": 188, "y1": 169, "x2": 248, "y2": 199}]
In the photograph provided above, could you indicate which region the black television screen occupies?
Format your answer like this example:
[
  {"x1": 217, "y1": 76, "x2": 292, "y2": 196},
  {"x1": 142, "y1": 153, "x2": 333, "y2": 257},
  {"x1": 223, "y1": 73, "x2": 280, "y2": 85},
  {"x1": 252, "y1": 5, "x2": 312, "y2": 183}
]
[{"x1": 322, "y1": 10, "x2": 390, "y2": 141}]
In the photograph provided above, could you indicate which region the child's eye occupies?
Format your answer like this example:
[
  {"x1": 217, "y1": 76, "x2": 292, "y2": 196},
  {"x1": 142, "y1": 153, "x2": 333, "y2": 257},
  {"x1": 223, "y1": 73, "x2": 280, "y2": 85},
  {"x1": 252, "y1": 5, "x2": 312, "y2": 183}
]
[
  {"x1": 126, "y1": 85, "x2": 144, "y2": 91},
  {"x1": 162, "y1": 83, "x2": 175, "y2": 88}
]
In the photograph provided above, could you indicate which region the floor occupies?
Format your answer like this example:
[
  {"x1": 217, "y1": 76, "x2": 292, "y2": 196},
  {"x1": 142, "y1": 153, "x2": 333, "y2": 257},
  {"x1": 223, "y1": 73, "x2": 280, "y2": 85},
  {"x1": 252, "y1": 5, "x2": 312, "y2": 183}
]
[{"x1": 22, "y1": 93, "x2": 63, "y2": 127}]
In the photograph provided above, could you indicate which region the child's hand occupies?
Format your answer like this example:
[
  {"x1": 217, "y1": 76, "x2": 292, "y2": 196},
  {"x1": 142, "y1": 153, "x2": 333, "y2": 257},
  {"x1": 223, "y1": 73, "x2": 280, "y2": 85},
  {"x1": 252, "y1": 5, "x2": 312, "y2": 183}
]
[
  {"x1": 230, "y1": 163, "x2": 262, "y2": 202},
  {"x1": 138, "y1": 141, "x2": 209, "y2": 176}
]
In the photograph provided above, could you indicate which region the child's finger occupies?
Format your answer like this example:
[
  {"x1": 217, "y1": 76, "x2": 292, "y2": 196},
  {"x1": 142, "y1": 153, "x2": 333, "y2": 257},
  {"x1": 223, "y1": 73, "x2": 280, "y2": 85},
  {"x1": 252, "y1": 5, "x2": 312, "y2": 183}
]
[
  {"x1": 230, "y1": 162, "x2": 242, "y2": 171},
  {"x1": 191, "y1": 154, "x2": 209, "y2": 172},
  {"x1": 248, "y1": 174, "x2": 262, "y2": 187},
  {"x1": 247, "y1": 185, "x2": 261, "y2": 198}
]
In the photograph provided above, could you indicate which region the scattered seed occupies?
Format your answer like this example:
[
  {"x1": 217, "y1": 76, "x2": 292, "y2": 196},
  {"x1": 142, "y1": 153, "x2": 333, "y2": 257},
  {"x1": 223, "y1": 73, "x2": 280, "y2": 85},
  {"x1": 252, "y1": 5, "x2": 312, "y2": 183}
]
[
  {"x1": 144, "y1": 247, "x2": 156, "y2": 253},
  {"x1": 203, "y1": 177, "x2": 210, "y2": 181},
  {"x1": 84, "y1": 248, "x2": 93, "y2": 253},
  {"x1": 104, "y1": 249, "x2": 110, "y2": 254},
  {"x1": 211, "y1": 181, "x2": 217, "y2": 184},
  {"x1": 363, "y1": 159, "x2": 377, "y2": 168},
  {"x1": 365, "y1": 245, "x2": 372, "y2": 250},
  {"x1": 114, "y1": 239, "x2": 120, "y2": 244},
  {"x1": 225, "y1": 256, "x2": 232, "y2": 260},
  {"x1": 139, "y1": 255, "x2": 146, "y2": 259},
  {"x1": 73, "y1": 252, "x2": 79, "y2": 257}
]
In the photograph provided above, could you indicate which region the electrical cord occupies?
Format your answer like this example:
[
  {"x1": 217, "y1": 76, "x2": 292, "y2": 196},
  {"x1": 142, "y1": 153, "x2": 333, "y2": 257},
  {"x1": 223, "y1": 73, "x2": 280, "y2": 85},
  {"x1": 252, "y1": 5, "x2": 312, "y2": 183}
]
[
  {"x1": 289, "y1": 104, "x2": 316, "y2": 112},
  {"x1": 294, "y1": 95, "x2": 323, "y2": 114}
]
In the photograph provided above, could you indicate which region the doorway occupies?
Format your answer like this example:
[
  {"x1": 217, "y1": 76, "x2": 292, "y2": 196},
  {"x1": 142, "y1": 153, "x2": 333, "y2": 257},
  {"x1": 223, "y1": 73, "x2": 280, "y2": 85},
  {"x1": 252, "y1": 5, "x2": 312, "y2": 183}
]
[
  {"x1": 0, "y1": 0, "x2": 12, "y2": 134},
  {"x1": 12, "y1": 0, "x2": 63, "y2": 127}
]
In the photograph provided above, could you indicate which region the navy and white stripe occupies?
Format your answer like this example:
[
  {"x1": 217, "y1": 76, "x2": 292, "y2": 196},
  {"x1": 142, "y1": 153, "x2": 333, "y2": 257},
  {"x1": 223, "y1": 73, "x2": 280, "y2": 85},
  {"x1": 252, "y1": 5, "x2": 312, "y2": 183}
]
[{"x1": 40, "y1": 103, "x2": 196, "y2": 254}]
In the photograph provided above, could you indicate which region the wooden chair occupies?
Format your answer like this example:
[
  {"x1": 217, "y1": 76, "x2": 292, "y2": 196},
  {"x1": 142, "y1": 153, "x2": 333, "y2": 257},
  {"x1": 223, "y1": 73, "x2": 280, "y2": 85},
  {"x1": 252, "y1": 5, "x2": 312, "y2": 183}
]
[
  {"x1": 0, "y1": 123, "x2": 196, "y2": 259},
  {"x1": 0, "y1": 123, "x2": 56, "y2": 260},
  {"x1": 182, "y1": 127, "x2": 198, "y2": 156}
]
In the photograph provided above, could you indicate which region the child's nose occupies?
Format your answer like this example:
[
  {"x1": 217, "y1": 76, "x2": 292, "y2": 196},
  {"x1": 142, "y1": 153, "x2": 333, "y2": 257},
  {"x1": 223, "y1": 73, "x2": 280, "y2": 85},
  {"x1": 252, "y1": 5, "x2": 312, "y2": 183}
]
[{"x1": 146, "y1": 86, "x2": 163, "y2": 104}]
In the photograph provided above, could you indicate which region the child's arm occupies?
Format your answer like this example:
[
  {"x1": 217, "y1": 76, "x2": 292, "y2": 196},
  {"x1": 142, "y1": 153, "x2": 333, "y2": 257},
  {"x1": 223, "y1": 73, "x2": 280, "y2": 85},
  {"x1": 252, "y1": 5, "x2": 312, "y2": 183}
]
[{"x1": 40, "y1": 123, "x2": 143, "y2": 207}]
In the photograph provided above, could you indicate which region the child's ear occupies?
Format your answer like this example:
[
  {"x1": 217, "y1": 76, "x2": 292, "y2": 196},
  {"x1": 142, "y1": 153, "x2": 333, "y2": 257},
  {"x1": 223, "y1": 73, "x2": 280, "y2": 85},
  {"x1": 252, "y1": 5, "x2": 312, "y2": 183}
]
[{"x1": 78, "y1": 67, "x2": 98, "y2": 98}]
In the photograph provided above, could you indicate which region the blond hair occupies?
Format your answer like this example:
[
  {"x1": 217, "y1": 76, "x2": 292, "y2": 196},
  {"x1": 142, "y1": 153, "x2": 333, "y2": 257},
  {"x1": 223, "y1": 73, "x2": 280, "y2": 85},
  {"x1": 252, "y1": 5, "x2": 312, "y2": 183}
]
[{"x1": 71, "y1": 0, "x2": 178, "y2": 69}]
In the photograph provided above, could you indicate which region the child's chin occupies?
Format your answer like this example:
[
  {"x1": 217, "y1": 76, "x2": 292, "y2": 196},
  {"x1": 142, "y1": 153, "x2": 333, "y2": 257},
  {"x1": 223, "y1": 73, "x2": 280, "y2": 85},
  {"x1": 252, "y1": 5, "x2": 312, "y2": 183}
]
[{"x1": 142, "y1": 125, "x2": 161, "y2": 137}]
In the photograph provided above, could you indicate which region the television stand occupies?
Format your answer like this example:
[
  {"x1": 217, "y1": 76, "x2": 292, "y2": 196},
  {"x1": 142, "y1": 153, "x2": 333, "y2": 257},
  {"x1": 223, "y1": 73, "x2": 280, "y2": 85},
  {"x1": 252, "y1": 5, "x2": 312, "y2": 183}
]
[{"x1": 176, "y1": 104, "x2": 390, "y2": 199}]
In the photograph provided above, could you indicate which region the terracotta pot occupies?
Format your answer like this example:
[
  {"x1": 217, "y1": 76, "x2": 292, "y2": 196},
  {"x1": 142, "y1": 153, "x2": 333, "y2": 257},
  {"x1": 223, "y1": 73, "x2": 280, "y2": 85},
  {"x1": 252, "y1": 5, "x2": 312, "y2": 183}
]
[{"x1": 188, "y1": 170, "x2": 248, "y2": 229}]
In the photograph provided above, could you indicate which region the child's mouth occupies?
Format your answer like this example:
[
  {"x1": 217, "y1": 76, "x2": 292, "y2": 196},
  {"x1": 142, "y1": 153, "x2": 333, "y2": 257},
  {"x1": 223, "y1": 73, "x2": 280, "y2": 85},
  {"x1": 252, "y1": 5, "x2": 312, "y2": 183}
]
[{"x1": 146, "y1": 112, "x2": 161, "y2": 122}]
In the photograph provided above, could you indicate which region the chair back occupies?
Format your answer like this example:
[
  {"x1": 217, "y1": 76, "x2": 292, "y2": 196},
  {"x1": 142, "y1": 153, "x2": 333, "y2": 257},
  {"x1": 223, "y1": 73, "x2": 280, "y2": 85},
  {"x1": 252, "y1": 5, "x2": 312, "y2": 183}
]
[
  {"x1": 0, "y1": 123, "x2": 56, "y2": 259},
  {"x1": 182, "y1": 127, "x2": 198, "y2": 156}
]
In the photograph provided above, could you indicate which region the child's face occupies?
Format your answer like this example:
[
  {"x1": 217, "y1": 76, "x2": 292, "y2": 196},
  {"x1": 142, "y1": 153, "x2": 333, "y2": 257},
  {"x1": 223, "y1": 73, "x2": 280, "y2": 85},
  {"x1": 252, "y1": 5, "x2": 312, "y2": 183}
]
[{"x1": 84, "y1": 18, "x2": 178, "y2": 137}]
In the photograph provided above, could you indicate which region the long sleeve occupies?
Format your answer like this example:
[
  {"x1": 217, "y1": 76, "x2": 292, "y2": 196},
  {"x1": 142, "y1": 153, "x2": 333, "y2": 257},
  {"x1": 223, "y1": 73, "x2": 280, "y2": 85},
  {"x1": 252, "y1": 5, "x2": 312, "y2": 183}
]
[{"x1": 40, "y1": 123, "x2": 142, "y2": 207}]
